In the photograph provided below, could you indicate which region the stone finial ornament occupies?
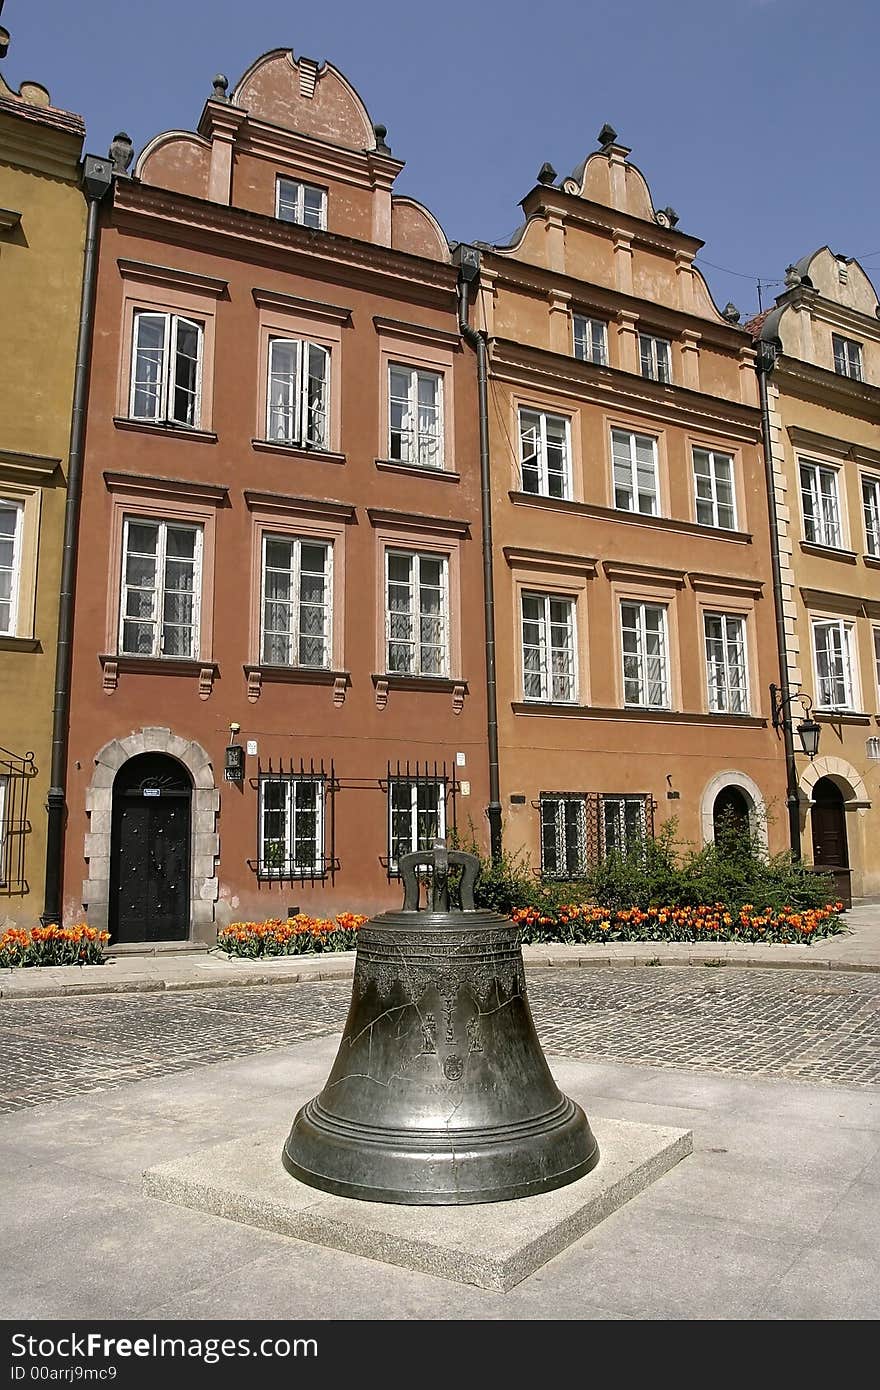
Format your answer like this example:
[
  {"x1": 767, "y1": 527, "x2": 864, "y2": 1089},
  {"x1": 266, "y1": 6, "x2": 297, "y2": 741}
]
[
  {"x1": 722, "y1": 302, "x2": 741, "y2": 323},
  {"x1": 108, "y1": 132, "x2": 134, "y2": 176},
  {"x1": 784, "y1": 264, "x2": 801, "y2": 287},
  {"x1": 0, "y1": 0, "x2": 8, "y2": 61},
  {"x1": 373, "y1": 123, "x2": 390, "y2": 154},
  {"x1": 537, "y1": 162, "x2": 557, "y2": 186},
  {"x1": 655, "y1": 206, "x2": 680, "y2": 229},
  {"x1": 211, "y1": 73, "x2": 229, "y2": 102},
  {"x1": 597, "y1": 122, "x2": 618, "y2": 148}
]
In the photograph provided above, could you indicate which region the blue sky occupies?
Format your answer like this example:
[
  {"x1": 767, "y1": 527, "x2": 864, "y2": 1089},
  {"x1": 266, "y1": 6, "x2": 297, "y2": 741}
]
[{"x1": 5, "y1": 0, "x2": 879, "y2": 318}]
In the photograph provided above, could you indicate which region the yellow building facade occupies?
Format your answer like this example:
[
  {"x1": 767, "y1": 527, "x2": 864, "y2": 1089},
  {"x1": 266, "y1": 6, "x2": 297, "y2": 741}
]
[
  {"x1": 0, "y1": 65, "x2": 84, "y2": 924},
  {"x1": 754, "y1": 250, "x2": 880, "y2": 899}
]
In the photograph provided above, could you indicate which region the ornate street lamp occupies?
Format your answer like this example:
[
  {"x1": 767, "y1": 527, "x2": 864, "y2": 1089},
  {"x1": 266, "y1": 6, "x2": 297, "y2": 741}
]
[{"x1": 770, "y1": 685, "x2": 820, "y2": 759}]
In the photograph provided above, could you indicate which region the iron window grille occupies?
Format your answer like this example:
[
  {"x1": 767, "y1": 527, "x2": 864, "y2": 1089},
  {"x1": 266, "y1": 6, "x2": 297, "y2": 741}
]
[
  {"x1": 130, "y1": 310, "x2": 203, "y2": 427},
  {"x1": 267, "y1": 338, "x2": 329, "y2": 448},
  {"x1": 382, "y1": 760, "x2": 457, "y2": 879},
  {"x1": 572, "y1": 314, "x2": 608, "y2": 366},
  {"x1": 0, "y1": 745, "x2": 36, "y2": 894},
  {"x1": 832, "y1": 334, "x2": 863, "y2": 381},
  {"x1": 119, "y1": 517, "x2": 203, "y2": 659},
  {"x1": 276, "y1": 177, "x2": 327, "y2": 229},
  {"x1": 0, "y1": 499, "x2": 22, "y2": 637},
  {"x1": 252, "y1": 757, "x2": 338, "y2": 883},
  {"x1": 539, "y1": 792, "x2": 654, "y2": 879}
]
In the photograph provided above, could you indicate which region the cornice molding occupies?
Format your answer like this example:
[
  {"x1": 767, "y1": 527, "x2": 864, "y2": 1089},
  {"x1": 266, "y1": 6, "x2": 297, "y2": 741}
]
[
  {"x1": 0, "y1": 107, "x2": 83, "y2": 181},
  {"x1": 800, "y1": 587, "x2": 870, "y2": 617},
  {"x1": 507, "y1": 491, "x2": 753, "y2": 544},
  {"x1": 775, "y1": 357, "x2": 880, "y2": 421},
  {"x1": 602, "y1": 559, "x2": 687, "y2": 587},
  {"x1": 251, "y1": 286, "x2": 352, "y2": 322},
  {"x1": 787, "y1": 425, "x2": 880, "y2": 470},
  {"x1": 372, "y1": 316, "x2": 461, "y2": 351},
  {"x1": 0, "y1": 448, "x2": 61, "y2": 480},
  {"x1": 366, "y1": 507, "x2": 470, "y2": 536},
  {"x1": 503, "y1": 546, "x2": 597, "y2": 577},
  {"x1": 243, "y1": 489, "x2": 356, "y2": 523},
  {"x1": 117, "y1": 258, "x2": 228, "y2": 298},
  {"x1": 688, "y1": 572, "x2": 764, "y2": 596},
  {"x1": 102, "y1": 470, "x2": 229, "y2": 505},
  {"x1": 0, "y1": 206, "x2": 22, "y2": 231}
]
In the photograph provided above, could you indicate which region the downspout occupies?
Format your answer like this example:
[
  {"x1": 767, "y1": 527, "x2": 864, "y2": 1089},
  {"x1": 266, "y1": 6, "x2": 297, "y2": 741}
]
[
  {"x1": 456, "y1": 248, "x2": 502, "y2": 861},
  {"x1": 42, "y1": 154, "x2": 114, "y2": 924},
  {"x1": 755, "y1": 339, "x2": 802, "y2": 860}
]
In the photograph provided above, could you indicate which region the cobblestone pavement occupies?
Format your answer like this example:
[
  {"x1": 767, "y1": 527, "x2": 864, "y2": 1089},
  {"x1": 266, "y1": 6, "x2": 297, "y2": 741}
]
[{"x1": 1, "y1": 965, "x2": 878, "y2": 1112}]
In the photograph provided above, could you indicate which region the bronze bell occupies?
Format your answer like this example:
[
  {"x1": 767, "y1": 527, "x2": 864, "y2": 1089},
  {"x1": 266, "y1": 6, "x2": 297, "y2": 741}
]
[{"x1": 283, "y1": 840, "x2": 598, "y2": 1204}]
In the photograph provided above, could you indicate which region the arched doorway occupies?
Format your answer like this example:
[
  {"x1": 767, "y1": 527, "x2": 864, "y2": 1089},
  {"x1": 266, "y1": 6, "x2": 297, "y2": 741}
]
[
  {"x1": 109, "y1": 753, "x2": 192, "y2": 943},
  {"x1": 811, "y1": 777, "x2": 849, "y2": 874},
  {"x1": 712, "y1": 786, "x2": 751, "y2": 845}
]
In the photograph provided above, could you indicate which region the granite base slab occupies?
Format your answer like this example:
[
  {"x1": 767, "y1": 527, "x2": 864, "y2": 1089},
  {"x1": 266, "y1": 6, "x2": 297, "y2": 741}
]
[{"x1": 144, "y1": 1115, "x2": 692, "y2": 1292}]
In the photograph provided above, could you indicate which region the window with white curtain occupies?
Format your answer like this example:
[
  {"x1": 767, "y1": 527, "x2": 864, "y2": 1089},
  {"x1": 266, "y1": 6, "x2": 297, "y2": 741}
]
[
  {"x1": 267, "y1": 338, "x2": 329, "y2": 448},
  {"x1": 621, "y1": 602, "x2": 669, "y2": 707},
  {"x1": 800, "y1": 461, "x2": 842, "y2": 548},
  {"x1": 261, "y1": 536, "x2": 331, "y2": 667},
  {"x1": 862, "y1": 475, "x2": 880, "y2": 557},
  {"x1": 521, "y1": 592, "x2": 577, "y2": 703},
  {"x1": 832, "y1": 334, "x2": 863, "y2": 381},
  {"x1": 130, "y1": 310, "x2": 203, "y2": 426},
  {"x1": 259, "y1": 776, "x2": 325, "y2": 876},
  {"x1": 639, "y1": 334, "x2": 672, "y2": 383},
  {"x1": 0, "y1": 502, "x2": 22, "y2": 637},
  {"x1": 388, "y1": 365, "x2": 443, "y2": 467},
  {"x1": 812, "y1": 618, "x2": 858, "y2": 709},
  {"x1": 276, "y1": 177, "x2": 327, "y2": 229},
  {"x1": 704, "y1": 612, "x2": 749, "y2": 714},
  {"x1": 518, "y1": 409, "x2": 571, "y2": 499},
  {"x1": 693, "y1": 448, "x2": 737, "y2": 530},
  {"x1": 385, "y1": 551, "x2": 448, "y2": 676},
  {"x1": 572, "y1": 315, "x2": 608, "y2": 366},
  {"x1": 611, "y1": 429, "x2": 659, "y2": 515},
  {"x1": 119, "y1": 518, "x2": 202, "y2": 658}
]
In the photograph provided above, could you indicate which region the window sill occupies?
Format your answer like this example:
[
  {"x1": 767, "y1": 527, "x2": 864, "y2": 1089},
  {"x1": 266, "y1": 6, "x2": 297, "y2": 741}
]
[
  {"x1": 375, "y1": 459, "x2": 460, "y2": 483},
  {"x1": 799, "y1": 541, "x2": 858, "y2": 563},
  {"x1": 863, "y1": 554, "x2": 880, "y2": 569},
  {"x1": 251, "y1": 440, "x2": 346, "y2": 464},
  {"x1": 243, "y1": 664, "x2": 350, "y2": 705},
  {"x1": 371, "y1": 672, "x2": 468, "y2": 712},
  {"x1": 814, "y1": 710, "x2": 872, "y2": 724},
  {"x1": 0, "y1": 635, "x2": 41, "y2": 652},
  {"x1": 512, "y1": 701, "x2": 766, "y2": 727},
  {"x1": 113, "y1": 417, "x2": 218, "y2": 444},
  {"x1": 508, "y1": 492, "x2": 752, "y2": 543},
  {"x1": 99, "y1": 654, "x2": 218, "y2": 699}
]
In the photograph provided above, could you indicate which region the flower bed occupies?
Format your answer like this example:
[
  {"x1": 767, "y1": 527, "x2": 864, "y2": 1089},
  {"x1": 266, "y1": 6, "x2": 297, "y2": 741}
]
[
  {"x1": 512, "y1": 901, "x2": 845, "y2": 945},
  {"x1": 217, "y1": 913, "x2": 368, "y2": 958},
  {"x1": 0, "y1": 923, "x2": 110, "y2": 968}
]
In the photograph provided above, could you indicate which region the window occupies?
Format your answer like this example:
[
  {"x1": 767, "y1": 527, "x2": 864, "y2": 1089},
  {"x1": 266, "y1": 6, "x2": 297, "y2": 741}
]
[
  {"x1": 518, "y1": 409, "x2": 571, "y2": 499},
  {"x1": 0, "y1": 501, "x2": 22, "y2": 637},
  {"x1": 261, "y1": 537, "x2": 331, "y2": 668},
  {"x1": 800, "y1": 461, "x2": 842, "y2": 548},
  {"x1": 267, "y1": 339, "x2": 329, "y2": 448},
  {"x1": 812, "y1": 619, "x2": 857, "y2": 710},
  {"x1": 611, "y1": 429, "x2": 659, "y2": 515},
  {"x1": 119, "y1": 518, "x2": 202, "y2": 658},
  {"x1": 601, "y1": 796, "x2": 649, "y2": 857},
  {"x1": 130, "y1": 310, "x2": 203, "y2": 426},
  {"x1": 621, "y1": 602, "x2": 669, "y2": 707},
  {"x1": 704, "y1": 613, "x2": 749, "y2": 714},
  {"x1": 862, "y1": 476, "x2": 880, "y2": 557},
  {"x1": 259, "y1": 776, "x2": 325, "y2": 877},
  {"x1": 386, "y1": 551, "x2": 448, "y2": 676},
  {"x1": 693, "y1": 448, "x2": 737, "y2": 530},
  {"x1": 832, "y1": 334, "x2": 863, "y2": 381},
  {"x1": 521, "y1": 592, "x2": 577, "y2": 703},
  {"x1": 388, "y1": 779, "x2": 445, "y2": 872},
  {"x1": 388, "y1": 365, "x2": 443, "y2": 468},
  {"x1": 276, "y1": 177, "x2": 327, "y2": 230},
  {"x1": 573, "y1": 315, "x2": 608, "y2": 367},
  {"x1": 639, "y1": 334, "x2": 672, "y2": 384},
  {"x1": 540, "y1": 795, "x2": 587, "y2": 879}
]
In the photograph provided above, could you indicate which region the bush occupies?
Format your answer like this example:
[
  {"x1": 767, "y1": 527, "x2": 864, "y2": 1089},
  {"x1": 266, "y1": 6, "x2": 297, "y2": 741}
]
[{"x1": 0, "y1": 923, "x2": 109, "y2": 968}]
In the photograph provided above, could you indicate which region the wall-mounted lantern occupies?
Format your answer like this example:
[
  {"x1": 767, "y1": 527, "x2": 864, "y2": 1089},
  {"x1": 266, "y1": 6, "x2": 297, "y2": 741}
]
[
  {"x1": 225, "y1": 722, "x2": 244, "y2": 783},
  {"x1": 770, "y1": 686, "x2": 821, "y2": 760}
]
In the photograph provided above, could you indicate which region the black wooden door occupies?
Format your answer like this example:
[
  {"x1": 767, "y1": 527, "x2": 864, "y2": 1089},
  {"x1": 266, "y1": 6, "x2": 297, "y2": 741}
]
[
  {"x1": 811, "y1": 777, "x2": 849, "y2": 869},
  {"x1": 109, "y1": 754, "x2": 191, "y2": 943}
]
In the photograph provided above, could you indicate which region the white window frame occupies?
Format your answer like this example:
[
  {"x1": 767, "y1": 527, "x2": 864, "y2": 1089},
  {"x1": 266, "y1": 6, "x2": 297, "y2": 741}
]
[
  {"x1": 385, "y1": 550, "x2": 449, "y2": 677},
  {"x1": 387, "y1": 779, "x2": 446, "y2": 873},
  {"x1": 129, "y1": 310, "x2": 204, "y2": 427},
  {"x1": 260, "y1": 535, "x2": 332, "y2": 669},
  {"x1": 572, "y1": 314, "x2": 608, "y2": 367},
  {"x1": 693, "y1": 448, "x2": 737, "y2": 530},
  {"x1": 800, "y1": 460, "x2": 843, "y2": 549},
  {"x1": 862, "y1": 475, "x2": 880, "y2": 558},
  {"x1": 639, "y1": 333, "x2": 672, "y2": 384},
  {"x1": 832, "y1": 334, "x2": 863, "y2": 381},
  {"x1": 119, "y1": 517, "x2": 203, "y2": 659},
  {"x1": 0, "y1": 500, "x2": 23, "y2": 638},
  {"x1": 611, "y1": 429, "x2": 659, "y2": 515},
  {"x1": 387, "y1": 364, "x2": 444, "y2": 468},
  {"x1": 704, "y1": 612, "x2": 750, "y2": 714},
  {"x1": 812, "y1": 618, "x2": 858, "y2": 711},
  {"x1": 540, "y1": 794, "x2": 588, "y2": 879},
  {"x1": 275, "y1": 177, "x2": 327, "y2": 230},
  {"x1": 266, "y1": 338, "x2": 330, "y2": 448},
  {"x1": 521, "y1": 592, "x2": 578, "y2": 704},
  {"x1": 600, "y1": 795, "x2": 650, "y2": 859},
  {"x1": 874, "y1": 628, "x2": 880, "y2": 708},
  {"x1": 518, "y1": 408, "x2": 572, "y2": 499},
  {"x1": 258, "y1": 776, "x2": 325, "y2": 878},
  {"x1": 621, "y1": 602, "x2": 670, "y2": 708}
]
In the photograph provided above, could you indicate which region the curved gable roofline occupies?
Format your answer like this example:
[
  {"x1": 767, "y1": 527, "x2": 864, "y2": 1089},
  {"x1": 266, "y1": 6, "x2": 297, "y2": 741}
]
[
  {"x1": 230, "y1": 47, "x2": 376, "y2": 150},
  {"x1": 391, "y1": 194, "x2": 451, "y2": 256},
  {"x1": 561, "y1": 148, "x2": 657, "y2": 222},
  {"x1": 134, "y1": 127, "x2": 210, "y2": 179}
]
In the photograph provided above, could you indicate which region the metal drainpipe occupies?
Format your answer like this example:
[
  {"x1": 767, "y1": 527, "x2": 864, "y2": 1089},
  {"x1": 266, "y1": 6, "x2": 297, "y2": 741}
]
[
  {"x1": 755, "y1": 340, "x2": 802, "y2": 860},
  {"x1": 42, "y1": 156, "x2": 113, "y2": 924},
  {"x1": 457, "y1": 262, "x2": 502, "y2": 861}
]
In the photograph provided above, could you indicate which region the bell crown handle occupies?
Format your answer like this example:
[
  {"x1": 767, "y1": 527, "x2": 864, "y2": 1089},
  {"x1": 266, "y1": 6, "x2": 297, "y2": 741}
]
[{"x1": 399, "y1": 838, "x2": 480, "y2": 911}]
